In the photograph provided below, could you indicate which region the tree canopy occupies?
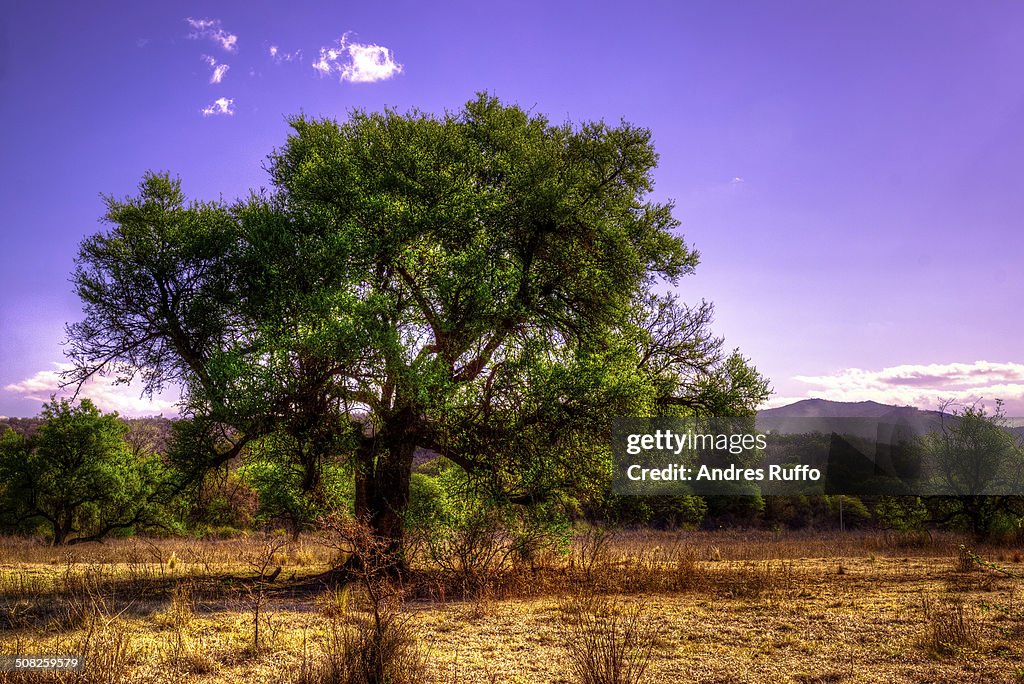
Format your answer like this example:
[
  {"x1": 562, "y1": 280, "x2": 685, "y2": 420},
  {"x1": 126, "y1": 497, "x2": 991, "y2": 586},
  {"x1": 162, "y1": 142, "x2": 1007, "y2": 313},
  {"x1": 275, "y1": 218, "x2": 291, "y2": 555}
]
[{"x1": 66, "y1": 94, "x2": 769, "y2": 566}]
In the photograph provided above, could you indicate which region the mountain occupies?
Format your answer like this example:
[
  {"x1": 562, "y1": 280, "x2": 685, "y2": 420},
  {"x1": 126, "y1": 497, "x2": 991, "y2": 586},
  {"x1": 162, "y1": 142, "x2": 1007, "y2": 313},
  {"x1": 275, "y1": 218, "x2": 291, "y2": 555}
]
[
  {"x1": 757, "y1": 398, "x2": 1024, "y2": 442},
  {"x1": 758, "y1": 398, "x2": 939, "y2": 420},
  {"x1": 756, "y1": 398, "x2": 950, "y2": 439}
]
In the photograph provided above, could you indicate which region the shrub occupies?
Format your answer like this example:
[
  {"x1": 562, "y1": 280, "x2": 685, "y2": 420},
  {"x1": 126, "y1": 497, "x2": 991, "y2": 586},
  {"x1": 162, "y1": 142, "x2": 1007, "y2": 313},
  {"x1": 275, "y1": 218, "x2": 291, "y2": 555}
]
[
  {"x1": 559, "y1": 594, "x2": 659, "y2": 684},
  {"x1": 185, "y1": 469, "x2": 259, "y2": 531},
  {"x1": 649, "y1": 495, "x2": 707, "y2": 529},
  {"x1": 307, "y1": 517, "x2": 431, "y2": 684},
  {"x1": 304, "y1": 608, "x2": 430, "y2": 684},
  {"x1": 407, "y1": 470, "x2": 571, "y2": 594}
]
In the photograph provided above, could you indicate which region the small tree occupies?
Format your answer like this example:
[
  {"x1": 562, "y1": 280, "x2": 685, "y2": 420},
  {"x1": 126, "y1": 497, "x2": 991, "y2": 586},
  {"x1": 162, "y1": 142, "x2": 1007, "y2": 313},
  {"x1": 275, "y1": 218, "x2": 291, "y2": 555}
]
[
  {"x1": 922, "y1": 400, "x2": 1024, "y2": 537},
  {"x1": 0, "y1": 398, "x2": 167, "y2": 544}
]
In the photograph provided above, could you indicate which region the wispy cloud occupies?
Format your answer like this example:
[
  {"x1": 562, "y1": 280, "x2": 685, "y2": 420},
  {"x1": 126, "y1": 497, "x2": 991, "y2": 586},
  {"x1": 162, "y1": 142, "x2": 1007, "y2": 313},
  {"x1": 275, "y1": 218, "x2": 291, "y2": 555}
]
[
  {"x1": 4, "y1": 363, "x2": 178, "y2": 417},
  {"x1": 313, "y1": 34, "x2": 402, "y2": 83},
  {"x1": 211, "y1": 64, "x2": 229, "y2": 83},
  {"x1": 200, "y1": 97, "x2": 235, "y2": 117},
  {"x1": 201, "y1": 55, "x2": 230, "y2": 84},
  {"x1": 787, "y1": 361, "x2": 1024, "y2": 413},
  {"x1": 269, "y1": 45, "x2": 302, "y2": 63},
  {"x1": 186, "y1": 17, "x2": 238, "y2": 52}
]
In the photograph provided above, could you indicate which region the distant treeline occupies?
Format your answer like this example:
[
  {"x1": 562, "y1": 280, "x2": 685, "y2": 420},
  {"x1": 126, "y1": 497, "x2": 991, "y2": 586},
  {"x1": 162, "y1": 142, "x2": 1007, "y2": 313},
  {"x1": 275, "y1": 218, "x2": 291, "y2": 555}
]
[{"x1": 2, "y1": 401, "x2": 1022, "y2": 546}]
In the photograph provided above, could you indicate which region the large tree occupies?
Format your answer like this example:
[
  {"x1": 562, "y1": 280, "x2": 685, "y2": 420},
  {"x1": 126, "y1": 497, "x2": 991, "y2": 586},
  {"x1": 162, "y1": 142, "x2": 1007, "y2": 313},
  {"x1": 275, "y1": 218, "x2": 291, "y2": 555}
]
[{"x1": 67, "y1": 94, "x2": 769, "y2": 567}]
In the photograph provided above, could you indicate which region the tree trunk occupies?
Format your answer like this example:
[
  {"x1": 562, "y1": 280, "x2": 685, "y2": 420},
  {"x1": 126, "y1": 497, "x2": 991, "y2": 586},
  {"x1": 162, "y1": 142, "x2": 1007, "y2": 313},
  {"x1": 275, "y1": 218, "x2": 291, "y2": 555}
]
[
  {"x1": 353, "y1": 439, "x2": 373, "y2": 522},
  {"x1": 347, "y1": 409, "x2": 418, "y2": 575},
  {"x1": 53, "y1": 511, "x2": 73, "y2": 546},
  {"x1": 367, "y1": 437, "x2": 415, "y2": 574}
]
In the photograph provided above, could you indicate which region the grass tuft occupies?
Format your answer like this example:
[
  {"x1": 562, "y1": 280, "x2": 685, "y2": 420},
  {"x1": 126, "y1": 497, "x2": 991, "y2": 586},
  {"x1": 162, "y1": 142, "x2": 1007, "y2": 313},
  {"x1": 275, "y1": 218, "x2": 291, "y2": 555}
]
[{"x1": 919, "y1": 594, "x2": 979, "y2": 657}]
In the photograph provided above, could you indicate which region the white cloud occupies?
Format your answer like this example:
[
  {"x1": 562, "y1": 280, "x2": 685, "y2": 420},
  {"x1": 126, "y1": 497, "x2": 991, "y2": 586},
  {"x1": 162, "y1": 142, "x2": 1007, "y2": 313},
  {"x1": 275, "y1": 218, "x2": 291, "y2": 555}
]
[
  {"x1": 4, "y1": 363, "x2": 179, "y2": 418},
  {"x1": 201, "y1": 97, "x2": 235, "y2": 117},
  {"x1": 186, "y1": 17, "x2": 238, "y2": 52},
  {"x1": 200, "y1": 54, "x2": 230, "y2": 84},
  {"x1": 786, "y1": 361, "x2": 1024, "y2": 413},
  {"x1": 344, "y1": 42, "x2": 402, "y2": 82},
  {"x1": 211, "y1": 63, "x2": 230, "y2": 84},
  {"x1": 269, "y1": 45, "x2": 302, "y2": 63},
  {"x1": 311, "y1": 48, "x2": 338, "y2": 75},
  {"x1": 313, "y1": 34, "x2": 402, "y2": 83}
]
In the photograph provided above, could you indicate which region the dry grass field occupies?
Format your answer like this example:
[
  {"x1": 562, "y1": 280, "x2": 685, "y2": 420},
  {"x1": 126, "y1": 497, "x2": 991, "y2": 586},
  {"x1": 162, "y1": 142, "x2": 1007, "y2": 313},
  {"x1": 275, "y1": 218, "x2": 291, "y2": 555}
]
[{"x1": 2, "y1": 530, "x2": 1023, "y2": 683}]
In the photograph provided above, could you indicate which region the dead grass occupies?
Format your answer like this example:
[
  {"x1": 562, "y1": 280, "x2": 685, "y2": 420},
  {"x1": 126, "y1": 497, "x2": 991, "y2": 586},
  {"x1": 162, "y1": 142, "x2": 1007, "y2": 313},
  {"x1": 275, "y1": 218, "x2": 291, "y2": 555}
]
[
  {"x1": 1, "y1": 531, "x2": 1022, "y2": 682},
  {"x1": 918, "y1": 594, "x2": 980, "y2": 657}
]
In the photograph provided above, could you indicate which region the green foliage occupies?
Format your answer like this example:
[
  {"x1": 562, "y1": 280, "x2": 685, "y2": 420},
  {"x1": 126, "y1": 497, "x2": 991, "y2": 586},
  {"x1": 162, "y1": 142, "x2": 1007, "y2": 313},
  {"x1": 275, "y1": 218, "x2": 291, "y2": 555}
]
[
  {"x1": 187, "y1": 470, "x2": 259, "y2": 532},
  {"x1": 0, "y1": 399, "x2": 168, "y2": 544},
  {"x1": 983, "y1": 510, "x2": 1024, "y2": 543},
  {"x1": 69, "y1": 173, "x2": 237, "y2": 397},
  {"x1": 829, "y1": 495, "x2": 871, "y2": 527},
  {"x1": 874, "y1": 496, "x2": 930, "y2": 532},
  {"x1": 240, "y1": 433, "x2": 354, "y2": 534},
  {"x1": 649, "y1": 495, "x2": 708, "y2": 529},
  {"x1": 591, "y1": 493, "x2": 655, "y2": 526},
  {"x1": 763, "y1": 495, "x2": 851, "y2": 530},
  {"x1": 704, "y1": 493, "x2": 766, "y2": 527},
  {"x1": 404, "y1": 472, "x2": 449, "y2": 533},
  {"x1": 593, "y1": 493, "x2": 706, "y2": 528}
]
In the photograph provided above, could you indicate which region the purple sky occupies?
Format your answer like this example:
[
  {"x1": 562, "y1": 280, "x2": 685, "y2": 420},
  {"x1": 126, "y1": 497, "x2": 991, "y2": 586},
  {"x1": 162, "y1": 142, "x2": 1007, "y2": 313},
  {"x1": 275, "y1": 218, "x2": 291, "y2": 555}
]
[{"x1": 2, "y1": 1, "x2": 1023, "y2": 418}]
